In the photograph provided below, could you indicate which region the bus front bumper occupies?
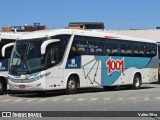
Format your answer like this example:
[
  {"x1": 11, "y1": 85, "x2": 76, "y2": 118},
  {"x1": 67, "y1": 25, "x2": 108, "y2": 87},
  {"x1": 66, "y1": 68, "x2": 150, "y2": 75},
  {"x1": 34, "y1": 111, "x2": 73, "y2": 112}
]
[{"x1": 8, "y1": 79, "x2": 46, "y2": 91}]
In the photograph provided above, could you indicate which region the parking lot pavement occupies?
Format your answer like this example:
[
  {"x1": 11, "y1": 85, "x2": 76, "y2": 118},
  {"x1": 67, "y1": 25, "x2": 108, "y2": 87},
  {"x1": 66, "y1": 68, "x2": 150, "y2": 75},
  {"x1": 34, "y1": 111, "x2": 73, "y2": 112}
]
[
  {"x1": 0, "y1": 83, "x2": 159, "y2": 120},
  {"x1": 0, "y1": 83, "x2": 159, "y2": 103}
]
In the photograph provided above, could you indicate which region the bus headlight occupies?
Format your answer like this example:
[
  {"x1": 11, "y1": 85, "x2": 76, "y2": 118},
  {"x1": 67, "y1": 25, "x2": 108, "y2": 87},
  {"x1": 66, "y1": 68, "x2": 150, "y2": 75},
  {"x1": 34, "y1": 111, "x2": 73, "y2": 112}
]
[
  {"x1": 31, "y1": 72, "x2": 51, "y2": 81},
  {"x1": 8, "y1": 76, "x2": 13, "y2": 81}
]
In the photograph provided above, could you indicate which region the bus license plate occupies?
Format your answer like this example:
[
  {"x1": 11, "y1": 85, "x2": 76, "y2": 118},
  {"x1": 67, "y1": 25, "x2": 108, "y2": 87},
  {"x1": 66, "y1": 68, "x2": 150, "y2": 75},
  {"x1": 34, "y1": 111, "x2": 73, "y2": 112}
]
[{"x1": 19, "y1": 85, "x2": 26, "y2": 89}]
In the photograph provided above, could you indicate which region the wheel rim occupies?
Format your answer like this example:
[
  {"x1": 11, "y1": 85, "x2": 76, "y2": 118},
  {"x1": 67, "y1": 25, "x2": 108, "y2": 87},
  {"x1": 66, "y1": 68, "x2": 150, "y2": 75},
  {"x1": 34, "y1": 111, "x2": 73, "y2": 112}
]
[
  {"x1": 135, "y1": 78, "x2": 140, "y2": 87},
  {"x1": 0, "y1": 83, "x2": 2, "y2": 91},
  {"x1": 68, "y1": 80, "x2": 76, "y2": 90}
]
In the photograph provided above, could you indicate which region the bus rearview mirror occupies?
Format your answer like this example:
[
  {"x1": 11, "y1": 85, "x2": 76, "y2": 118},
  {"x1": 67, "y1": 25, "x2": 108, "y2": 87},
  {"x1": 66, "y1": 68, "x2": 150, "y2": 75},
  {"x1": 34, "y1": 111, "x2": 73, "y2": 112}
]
[
  {"x1": 2, "y1": 43, "x2": 14, "y2": 57},
  {"x1": 41, "y1": 39, "x2": 60, "y2": 55}
]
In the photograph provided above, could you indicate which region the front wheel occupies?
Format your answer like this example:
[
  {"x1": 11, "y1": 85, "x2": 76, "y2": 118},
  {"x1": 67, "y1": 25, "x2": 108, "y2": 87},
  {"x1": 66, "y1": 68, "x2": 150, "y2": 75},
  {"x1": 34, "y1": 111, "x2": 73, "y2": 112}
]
[
  {"x1": 132, "y1": 74, "x2": 141, "y2": 89},
  {"x1": 0, "y1": 80, "x2": 5, "y2": 95},
  {"x1": 66, "y1": 77, "x2": 78, "y2": 94}
]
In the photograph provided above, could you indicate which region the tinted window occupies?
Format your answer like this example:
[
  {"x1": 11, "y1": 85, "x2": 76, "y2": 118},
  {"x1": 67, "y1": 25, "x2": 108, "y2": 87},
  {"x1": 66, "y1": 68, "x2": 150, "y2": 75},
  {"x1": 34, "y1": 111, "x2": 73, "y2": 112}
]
[
  {"x1": 69, "y1": 36, "x2": 157, "y2": 58},
  {"x1": 105, "y1": 40, "x2": 119, "y2": 56},
  {"x1": 120, "y1": 41, "x2": 132, "y2": 56},
  {"x1": 5, "y1": 46, "x2": 13, "y2": 58},
  {"x1": 145, "y1": 43, "x2": 157, "y2": 57},
  {"x1": 133, "y1": 42, "x2": 145, "y2": 57},
  {"x1": 0, "y1": 39, "x2": 15, "y2": 59},
  {"x1": 69, "y1": 36, "x2": 88, "y2": 58},
  {"x1": 46, "y1": 35, "x2": 71, "y2": 66},
  {"x1": 51, "y1": 35, "x2": 71, "y2": 61},
  {"x1": 88, "y1": 38, "x2": 103, "y2": 55},
  {"x1": 46, "y1": 43, "x2": 59, "y2": 67},
  {"x1": 158, "y1": 44, "x2": 160, "y2": 58}
]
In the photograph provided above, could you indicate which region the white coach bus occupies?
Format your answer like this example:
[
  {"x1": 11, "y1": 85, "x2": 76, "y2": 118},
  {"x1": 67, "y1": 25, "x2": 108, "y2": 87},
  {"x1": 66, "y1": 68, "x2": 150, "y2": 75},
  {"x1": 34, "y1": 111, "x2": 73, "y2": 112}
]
[
  {"x1": 7, "y1": 29, "x2": 158, "y2": 94},
  {"x1": 0, "y1": 32, "x2": 24, "y2": 94}
]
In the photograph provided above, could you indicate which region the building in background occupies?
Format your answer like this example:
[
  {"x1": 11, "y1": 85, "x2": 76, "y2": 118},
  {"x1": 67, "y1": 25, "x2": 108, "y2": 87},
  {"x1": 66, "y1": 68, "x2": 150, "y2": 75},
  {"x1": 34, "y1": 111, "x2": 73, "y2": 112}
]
[
  {"x1": 68, "y1": 22, "x2": 105, "y2": 30},
  {"x1": 106, "y1": 29, "x2": 160, "y2": 42},
  {"x1": 68, "y1": 22, "x2": 160, "y2": 42},
  {"x1": 1, "y1": 23, "x2": 47, "y2": 32}
]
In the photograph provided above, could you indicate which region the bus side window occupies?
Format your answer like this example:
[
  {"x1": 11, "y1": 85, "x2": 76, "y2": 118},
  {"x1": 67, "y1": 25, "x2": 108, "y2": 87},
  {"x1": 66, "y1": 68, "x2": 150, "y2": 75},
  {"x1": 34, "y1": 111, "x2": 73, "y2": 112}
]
[
  {"x1": 5, "y1": 46, "x2": 14, "y2": 58},
  {"x1": 150, "y1": 44, "x2": 157, "y2": 57},
  {"x1": 133, "y1": 42, "x2": 145, "y2": 57},
  {"x1": 46, "y1": 43, "x2": 59, "y2": 67},
  {"x1": 126, "y1": 50, "x2": 132, "y2": 55},
  {"x1": 105, "y1": 40, "x2": 118, "y2": 56},
  {"x1": 133, "y1": 50, "x2": 138, "y2": 55},
  {"x1": 120, "y1": 41, "x2": 132, "y2": 56},
  {"x1": 145, "y1": 43, "x2": 157, "y2": 57},
  {"x1": 76, "y1": 41, "x2": 87, "y2": 55},
  {"x1": 68, "y1": 36, "x2": 88, "y2": 59},
  {"x1": 88, "y1": 38, "x2": 103, "y2": 55},
  {"x1": 145, "y1": 44, "x2": 151, "y2": 57},
  {"x1": 51, "y1": 35, "x2": 71, "y2": 61}
]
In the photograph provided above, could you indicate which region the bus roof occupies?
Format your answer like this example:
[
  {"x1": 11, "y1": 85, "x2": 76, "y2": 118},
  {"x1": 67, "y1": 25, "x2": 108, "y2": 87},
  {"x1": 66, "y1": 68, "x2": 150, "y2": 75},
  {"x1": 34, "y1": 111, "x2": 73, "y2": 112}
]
[
  {"x1": 17, "y1": 29, "x2": 156, "y2": 43},
  {"x1": 0, "y1": 32, "x2": 25, "y2": 40}
]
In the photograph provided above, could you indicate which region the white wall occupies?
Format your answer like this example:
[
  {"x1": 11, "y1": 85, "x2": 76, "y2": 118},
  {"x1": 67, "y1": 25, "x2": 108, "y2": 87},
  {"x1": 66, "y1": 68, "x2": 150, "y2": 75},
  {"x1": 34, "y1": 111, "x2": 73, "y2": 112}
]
[{"x1": 106, "y1": 29, "x2": 160, "y2": 42}]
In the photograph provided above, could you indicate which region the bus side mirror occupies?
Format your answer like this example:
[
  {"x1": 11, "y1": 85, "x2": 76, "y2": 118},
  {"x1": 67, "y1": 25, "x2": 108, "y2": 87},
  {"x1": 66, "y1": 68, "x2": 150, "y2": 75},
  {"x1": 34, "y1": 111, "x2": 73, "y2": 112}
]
[
  {"x1": 41, "y1": 39, "x2": 60, "y2": 55},
  {"x1": 2, "y1": 43, "x2": 14, "y2": 57}
]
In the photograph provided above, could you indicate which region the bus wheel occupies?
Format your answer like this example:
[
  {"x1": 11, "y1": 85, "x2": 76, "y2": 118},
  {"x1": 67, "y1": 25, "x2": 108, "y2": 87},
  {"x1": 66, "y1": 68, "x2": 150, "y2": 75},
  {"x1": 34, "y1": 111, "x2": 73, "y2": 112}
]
[
  {"x1": 66, "y1": 76, "x2": 78, "y2": 94},
  {"x1": 132, "y1": 74, "x2": 141, "y2": 89},
  {"x1": 0, "y1": 80, "x2": 5, "y2": 95}
]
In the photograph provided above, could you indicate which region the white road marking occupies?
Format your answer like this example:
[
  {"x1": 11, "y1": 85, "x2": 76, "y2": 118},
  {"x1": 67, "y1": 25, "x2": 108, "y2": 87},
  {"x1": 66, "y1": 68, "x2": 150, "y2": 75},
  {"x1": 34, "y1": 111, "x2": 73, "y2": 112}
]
[
  {"x1": 77, "y1": 98, "x2": 85, "y2": 101},
  {"x1": 103, "y1": 98, "x2": 111, "y2": 101},
  {"x1": 26, "y1": 99, "x2": 36, "y2": 102},
  {"x1": 156, "y1": 97, "x2": 160, "y2": 100},
  {"x1": 2, "y1": 95, "x2": 158, "y2": 103},
  {"x1": 38, "y1": 99, "x2": 49, "y2": 102},
  {"x1": 117, "y1": 97, "x2": 123, "y2": 101},
  {"x1": 51, "y1": 98, "x2": 60, "y2": 102},
  {"x1": 90, "y1": 98, "x2": 97, "y2": 101},
  {"x1": 128, "y1": 97, "x2": 137, "y2": 100},
  {"x1": 144, "y1": 97, "x2": 149, "y2": 101},
  {"x1": 64, "y1": 98, "x2": 72, "y2": 101},
  {"x1": 1, "y1": 99, "x2": 13, "y2": 102},
  {"x1": 13, "y1": 99, "x2": 23, "y2": 102}
]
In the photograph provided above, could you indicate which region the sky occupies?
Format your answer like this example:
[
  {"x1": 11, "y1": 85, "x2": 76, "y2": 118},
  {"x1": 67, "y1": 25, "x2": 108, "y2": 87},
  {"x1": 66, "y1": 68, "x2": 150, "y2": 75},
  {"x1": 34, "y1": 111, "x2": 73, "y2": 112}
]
[{"x1": 0, "y1": 0, "x2": 160, "y2": 30}]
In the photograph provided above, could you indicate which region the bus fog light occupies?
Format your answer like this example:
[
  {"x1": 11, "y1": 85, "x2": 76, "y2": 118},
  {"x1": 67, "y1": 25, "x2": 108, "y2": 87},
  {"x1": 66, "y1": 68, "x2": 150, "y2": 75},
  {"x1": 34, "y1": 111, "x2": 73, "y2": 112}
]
[{"x1": 37, "y1": 83, "x2": 41, "y2": 87}]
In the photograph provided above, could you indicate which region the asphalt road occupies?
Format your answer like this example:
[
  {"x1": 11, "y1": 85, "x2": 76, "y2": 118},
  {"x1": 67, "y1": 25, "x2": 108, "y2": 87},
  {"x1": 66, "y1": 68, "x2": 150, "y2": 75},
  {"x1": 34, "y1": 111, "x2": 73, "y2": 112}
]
[{"x1": 0, "y1": 83, "x2": 160, "y2": 120}]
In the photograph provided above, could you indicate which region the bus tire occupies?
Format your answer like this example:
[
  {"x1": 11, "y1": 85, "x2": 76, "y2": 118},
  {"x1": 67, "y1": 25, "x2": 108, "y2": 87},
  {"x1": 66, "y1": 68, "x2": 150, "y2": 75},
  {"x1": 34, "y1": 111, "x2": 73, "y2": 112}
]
[
  {"x1": 132, "y1": 74, "x2": 141, "y2": 89},
  {"x1": 66, "y1": 76, "x2": 78, "y2": 94},
  {"x1": 158, "y1": 74, "x2": 160, "y2": 84},
  {"x1": 0, "y1": 79, "x2": 6, "y2": 95}
]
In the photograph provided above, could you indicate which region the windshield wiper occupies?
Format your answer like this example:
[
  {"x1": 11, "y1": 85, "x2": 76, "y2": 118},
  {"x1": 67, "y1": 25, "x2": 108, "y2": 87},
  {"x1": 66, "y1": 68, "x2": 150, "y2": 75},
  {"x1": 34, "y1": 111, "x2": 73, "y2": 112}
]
[
  {"x1": 10, "y1": 41, "x2": 32, "y2": 74},
  {"x1": 23, "y1": 41, "x2": 32, "y2": 73},
  {"x1": 10, "y1": 57, "x2": 20, "y2": 74},
  {"x1": 24, "y1": 54, "x2": 32, "y2": 73}
]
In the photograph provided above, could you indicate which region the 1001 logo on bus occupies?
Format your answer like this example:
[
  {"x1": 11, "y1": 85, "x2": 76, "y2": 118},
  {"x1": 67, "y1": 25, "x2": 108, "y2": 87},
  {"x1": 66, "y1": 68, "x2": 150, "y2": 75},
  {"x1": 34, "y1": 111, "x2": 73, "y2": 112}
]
[{"x1": 106, "y1": 57, "x2": 125, "y2": 75}]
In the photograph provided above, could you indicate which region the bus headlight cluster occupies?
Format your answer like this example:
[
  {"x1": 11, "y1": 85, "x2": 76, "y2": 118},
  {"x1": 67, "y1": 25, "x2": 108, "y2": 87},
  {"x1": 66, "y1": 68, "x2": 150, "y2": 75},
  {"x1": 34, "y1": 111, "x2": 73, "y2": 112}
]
[
  {"x1": 31, "y1": 72, "x2": 51, "y2": 81},
  {"x1": 8, "y1": 76, "x2": 14, "y2": 81}
]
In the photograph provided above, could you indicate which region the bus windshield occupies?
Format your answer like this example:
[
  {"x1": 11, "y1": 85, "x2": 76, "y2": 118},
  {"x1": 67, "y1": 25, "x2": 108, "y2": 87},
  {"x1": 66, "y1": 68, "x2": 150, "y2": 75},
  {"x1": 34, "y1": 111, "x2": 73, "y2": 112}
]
[
  {"x1": 9, "y1": 39, "x2": 46, "y2": 74},
  {"x1": 9, "y1": 35, "x2": 71, "y2": 75}
]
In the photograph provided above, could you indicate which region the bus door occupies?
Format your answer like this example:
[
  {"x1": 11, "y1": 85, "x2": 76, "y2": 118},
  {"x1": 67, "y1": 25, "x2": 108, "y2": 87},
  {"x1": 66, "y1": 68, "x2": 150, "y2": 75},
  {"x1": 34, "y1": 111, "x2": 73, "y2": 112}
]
[{"x1": 45, "y1": 42, "x2": 62, "y2": 89}]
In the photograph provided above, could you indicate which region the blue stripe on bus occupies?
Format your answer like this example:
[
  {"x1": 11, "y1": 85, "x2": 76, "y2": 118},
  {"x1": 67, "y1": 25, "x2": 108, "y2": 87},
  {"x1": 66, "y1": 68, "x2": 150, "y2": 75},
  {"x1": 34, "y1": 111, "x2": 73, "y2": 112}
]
[
  {"x1": 95, "y1": 56, "x2": 151, "y2": 86},
  {"x1": 30, "y1": 72, "x2": 40, "y2": 76},
  {"x1": 66, "y1": 56, "x2": 81, "y2": 69}
]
